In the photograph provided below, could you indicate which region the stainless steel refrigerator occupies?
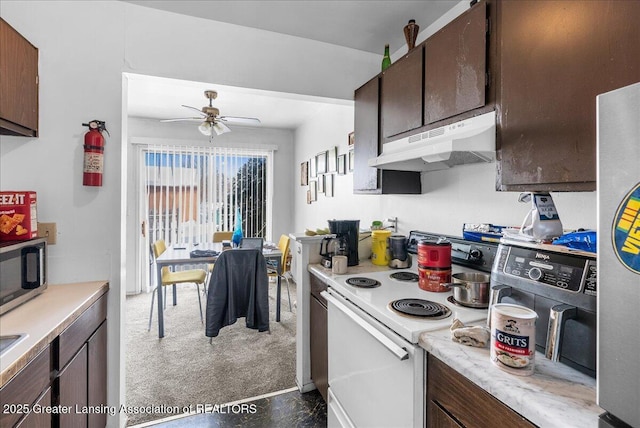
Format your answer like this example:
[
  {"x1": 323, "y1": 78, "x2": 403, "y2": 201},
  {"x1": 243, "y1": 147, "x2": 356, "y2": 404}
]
[{"x1": 597, "y1": 81, "x2": 640, "y2": 428}]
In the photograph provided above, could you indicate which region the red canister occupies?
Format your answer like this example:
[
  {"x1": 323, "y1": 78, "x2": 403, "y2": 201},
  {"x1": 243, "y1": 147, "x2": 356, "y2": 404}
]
[{"x1": 417, "y1": 239, "x2": 451, "y2": 292}]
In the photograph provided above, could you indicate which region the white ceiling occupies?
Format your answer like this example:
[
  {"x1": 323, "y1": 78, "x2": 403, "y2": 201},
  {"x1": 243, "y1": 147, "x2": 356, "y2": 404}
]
[{"x1": 124, "y1": 0, "x2": 461, "y2": 130}]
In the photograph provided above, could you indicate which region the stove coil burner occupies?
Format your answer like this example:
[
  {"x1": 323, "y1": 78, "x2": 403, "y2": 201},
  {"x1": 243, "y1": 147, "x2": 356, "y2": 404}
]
[
  {"x1": 390, "y1": 299, "x2": 451, "y2": 319},
  {"x1": 390, "y1": 272, "x2": 419, "y2": 282},
  {"x1": 346, "y1": 277, "x2": 381, "y2": 288},
  {"x1": 447, "y1": 295, "x2": 488, "y2": 309}
]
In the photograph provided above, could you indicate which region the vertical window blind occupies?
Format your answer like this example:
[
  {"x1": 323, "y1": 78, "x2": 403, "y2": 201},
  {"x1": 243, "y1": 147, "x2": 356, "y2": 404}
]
[{"x1": 144, "y1": 144, "x2": 272, "y2": 247}]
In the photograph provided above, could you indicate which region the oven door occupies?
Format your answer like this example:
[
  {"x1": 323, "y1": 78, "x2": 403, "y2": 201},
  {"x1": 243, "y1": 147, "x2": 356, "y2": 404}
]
[{"x1": 323, "y1": 288, "x2": 424, "y2": 428}]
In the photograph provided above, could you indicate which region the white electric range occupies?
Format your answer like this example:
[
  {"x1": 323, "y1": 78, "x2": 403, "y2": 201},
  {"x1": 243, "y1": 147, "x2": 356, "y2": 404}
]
[{"x1": 323, "y1": 231, "x2": 498, "y2": 428}]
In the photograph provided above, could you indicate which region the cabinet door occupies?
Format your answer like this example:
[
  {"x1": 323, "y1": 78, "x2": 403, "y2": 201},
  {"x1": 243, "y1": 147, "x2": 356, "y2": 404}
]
[
  {"x1": 496, "y1": 0, "x2": 640, "y2": 191},
  {"x1": 354, "y1": 77, "x2": 381, "y2": 193},
  {"x1": 424, "y1": 1, "x2": 487, "y2": 124},
  {"x1": 0, "y1": 18, "x2": 38, "y2": 136},
  {"x1": 354, "y1": 77, "x2": 422, "y2": 195},
  {"x1": 58, "y1": 344, "x2": 88, "y2": 428},
  {"x1": 88, "y1": 321, "x2": 107, "y2": 428},
  {"x1": 16, "y1": 388, "x2": 52, "y2": 428},
  {"x1": 380, "y1": 45, "x2": 423, "y2": 140}
]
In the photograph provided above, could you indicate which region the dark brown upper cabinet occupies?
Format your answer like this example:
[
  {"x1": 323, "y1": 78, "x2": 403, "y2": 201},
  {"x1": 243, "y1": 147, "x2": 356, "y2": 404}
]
[
  {"x1": 0, "y1": 18, "x2": 39, "y2": 137},
  {"x1": 380, "y1": 45, "x2": 424, "y2": 142},
  {"x1": 354, "y1": 77, "x2": 421, "y2": 194},
  {"x1": 424, "y1": 1, "x2": 488, "y2": 125},
  {"x1": 495, "y1": 0, "x2": 640, "y2": 191}
]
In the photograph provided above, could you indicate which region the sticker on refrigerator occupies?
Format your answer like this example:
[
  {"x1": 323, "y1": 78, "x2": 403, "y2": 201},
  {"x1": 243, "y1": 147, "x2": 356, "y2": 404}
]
[{"x1": 612, "y1": 183, "x2": 640, "y2": 274}]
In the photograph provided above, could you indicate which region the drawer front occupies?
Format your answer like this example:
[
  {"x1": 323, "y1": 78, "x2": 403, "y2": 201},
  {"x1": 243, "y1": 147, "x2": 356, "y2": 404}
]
[
  {"x1": 58, "y1": 293, "x2": 107, "y2": 369},
  {"x1": 427, "y1": 354, "x2": 535, "y2": 427},
  {"x1": 0, "y1": 345, "x2": 51, "y2": 428},
  {"x1": 309, "y1": 274, "x2": 327, "y2": 304}
]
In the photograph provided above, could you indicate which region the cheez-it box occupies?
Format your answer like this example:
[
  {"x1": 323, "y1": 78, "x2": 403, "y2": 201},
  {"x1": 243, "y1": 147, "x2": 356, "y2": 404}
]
[{"x1": 0, "y1": 191, "x2": 38, "y2": 241}]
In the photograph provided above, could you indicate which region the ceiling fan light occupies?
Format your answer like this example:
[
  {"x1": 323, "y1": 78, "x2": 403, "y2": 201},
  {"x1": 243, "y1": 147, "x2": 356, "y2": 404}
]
[
  {"x1": 212, "y1": 121, "x2": 231, "y2": 136},
  {"x1": 198, "y1": 121, "x2": 212, "y2": 136}
]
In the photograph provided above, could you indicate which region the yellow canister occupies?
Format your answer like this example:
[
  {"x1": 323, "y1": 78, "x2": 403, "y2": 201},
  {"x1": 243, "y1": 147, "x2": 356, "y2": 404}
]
[{"x1": 371, "y1": 230, "x2": 392, "y2": 266}]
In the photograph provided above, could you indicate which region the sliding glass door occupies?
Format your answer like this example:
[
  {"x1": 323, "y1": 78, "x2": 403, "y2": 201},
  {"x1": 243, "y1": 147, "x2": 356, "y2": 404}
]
[{"x1": 137, "y1": 143, "x2": 273, "y2": 291}]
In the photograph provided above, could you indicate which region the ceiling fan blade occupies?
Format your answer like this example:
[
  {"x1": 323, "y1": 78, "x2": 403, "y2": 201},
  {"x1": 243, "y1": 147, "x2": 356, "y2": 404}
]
[
  {"x1": 160, "y1": 117, "x2": 202, "y2": 122},
  {"x1": 181, "y1": 105, "x2": 206, "y2": 116},
  {"x1": 219, "y1": 116, "x2": 261, "y2": 125}
]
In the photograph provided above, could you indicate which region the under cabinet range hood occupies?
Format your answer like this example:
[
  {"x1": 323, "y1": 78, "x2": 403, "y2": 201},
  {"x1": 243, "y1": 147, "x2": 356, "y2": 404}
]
[{"x1": 368, "y1": 111, "x2": 496, "y2": 171}]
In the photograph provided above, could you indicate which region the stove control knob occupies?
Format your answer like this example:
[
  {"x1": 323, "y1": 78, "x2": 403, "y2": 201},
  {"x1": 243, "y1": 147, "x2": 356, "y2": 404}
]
[
  {"x1": 469, "y1": 249, "x2": 482, "y2": 261},
  {"x1": 529, "y1": 267, "x2": 543, "y2": 281}
]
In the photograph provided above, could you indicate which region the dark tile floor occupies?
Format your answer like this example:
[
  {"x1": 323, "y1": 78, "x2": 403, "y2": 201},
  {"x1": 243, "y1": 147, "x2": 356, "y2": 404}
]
[{"x1": 141, "y1": 389, "x2": 327, "y2": 428}]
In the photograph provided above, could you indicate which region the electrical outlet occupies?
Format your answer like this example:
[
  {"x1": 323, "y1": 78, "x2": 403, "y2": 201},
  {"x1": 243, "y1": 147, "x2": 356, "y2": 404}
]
[{"x1": 37, "y1": 222, "x2": 57, "y2": 245}]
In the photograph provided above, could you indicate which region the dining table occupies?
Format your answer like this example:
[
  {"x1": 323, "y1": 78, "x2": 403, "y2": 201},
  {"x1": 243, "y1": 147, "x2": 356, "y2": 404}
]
[{"x1": 154, "y1": 242, "x2": 283, "y2": 338}]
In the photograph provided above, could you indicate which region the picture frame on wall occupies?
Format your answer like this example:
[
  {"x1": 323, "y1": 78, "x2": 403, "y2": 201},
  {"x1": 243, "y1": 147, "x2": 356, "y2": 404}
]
[
  {"x1": 316, "y1": 151, "x2": 328, "y2": 174},
  {"x1": 348, "y1": 131, "x2": 354, "y2": 146},
  {"x1": 327, "y1": 146, "x2": 337, "y2": 173},
  {"x1": 306, "y1": 190, "x2": 312, "y2": 204},
  {"x1": 338, "y1": 154, "x2": 346, "y2": 175},
  {"x1": 348, "y1": 150, "x2": 355, "y2": 172},
  {"x1": 318, "y1": 174, "x2": 325, "y2": 193},
  {"x1": 301, "y1": 161, "x2": 309, "y2": 186},
  {"x1": 325, "y1": 174, "x2": 334, "y2": 197},
  {"x1": 309, "y1": 157, "x2": 317, "y2": 178},
  {"x1": 309, "y1": 180, "x2": 317, "y2": 201}
]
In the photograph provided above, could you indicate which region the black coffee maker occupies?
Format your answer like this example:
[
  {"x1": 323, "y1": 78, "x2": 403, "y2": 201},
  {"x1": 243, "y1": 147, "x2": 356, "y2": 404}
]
[{"x1": 328, "y1": 220, "x2": 360, "y2": 266}]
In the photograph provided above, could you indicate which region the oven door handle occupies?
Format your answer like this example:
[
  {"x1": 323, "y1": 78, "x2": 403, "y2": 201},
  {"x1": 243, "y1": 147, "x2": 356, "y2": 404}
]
[{"x1": 322, "y1": 290, "x2": 409, "y2": 361}]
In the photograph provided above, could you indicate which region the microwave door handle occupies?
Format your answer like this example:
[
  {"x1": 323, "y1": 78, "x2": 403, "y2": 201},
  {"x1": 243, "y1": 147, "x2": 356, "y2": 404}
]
[
  {"x1": 321, "y1": 290, "x2": 409, "y2": 361},
  {"x1": 22, "y1": 247, "x2": 40, "y2": 289}
]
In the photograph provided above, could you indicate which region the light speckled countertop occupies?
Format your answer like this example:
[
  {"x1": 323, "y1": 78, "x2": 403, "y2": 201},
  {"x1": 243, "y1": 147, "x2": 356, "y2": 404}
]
[
  {"x1": 0, "y1": 281, "x2": 109, "y2": 387},
  {"x1": 309, "y1": 261, "x2": 603, "y2": 427},
  {"x1": 420, "y1": 328, "x2": 603, "y2": 427}
]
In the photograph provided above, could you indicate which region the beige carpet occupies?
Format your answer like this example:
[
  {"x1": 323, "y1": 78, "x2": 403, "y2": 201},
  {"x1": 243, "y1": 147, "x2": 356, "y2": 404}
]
[{"x1": 125, "y1": 279, "x2": 297, "y2": 426}]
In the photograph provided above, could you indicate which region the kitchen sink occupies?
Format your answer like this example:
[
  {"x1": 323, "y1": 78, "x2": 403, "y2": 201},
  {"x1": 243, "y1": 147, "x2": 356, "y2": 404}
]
[{"x1": 0, "y1": 334, "x2": 28, "y2": 357}]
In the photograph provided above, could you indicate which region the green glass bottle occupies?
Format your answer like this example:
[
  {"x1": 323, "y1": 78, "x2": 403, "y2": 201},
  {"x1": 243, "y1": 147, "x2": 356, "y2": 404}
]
[{"x1": 381, "y1": 44, "x2": 391, "y2": 71}]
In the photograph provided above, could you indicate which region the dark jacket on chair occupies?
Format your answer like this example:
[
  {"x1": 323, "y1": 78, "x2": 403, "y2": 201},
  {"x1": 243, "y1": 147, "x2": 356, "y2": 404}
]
[{"x1": 205, "y1": 249, "x2": 270, "y2": 337}]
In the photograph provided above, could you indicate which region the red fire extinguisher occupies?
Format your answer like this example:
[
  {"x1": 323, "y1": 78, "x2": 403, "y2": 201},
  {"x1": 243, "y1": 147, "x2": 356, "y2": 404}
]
[{"x1": 82, "y1": 120, "x2": 109, "y2": 187}]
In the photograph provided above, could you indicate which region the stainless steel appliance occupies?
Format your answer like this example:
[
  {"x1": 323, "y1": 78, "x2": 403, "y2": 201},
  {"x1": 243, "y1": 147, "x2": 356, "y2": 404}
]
[
  {"x1": 324, "y1": 231, "x2": 497, "y2": 428},
  {"x1": 488, "y1": 239, "x2": 597, "y2": 377},
  {"x1": 597, "y1": 82, "x2": 640, "y2": 428},
  {"x1": 328, "y1": 220, "x2": 359, "y2": 266},
  {"x1": 0, "y1": 237, "x2": 47, "y2": 315},
  {"x1": 387, "y1": 234, "x2": 411, "y2": 268}
]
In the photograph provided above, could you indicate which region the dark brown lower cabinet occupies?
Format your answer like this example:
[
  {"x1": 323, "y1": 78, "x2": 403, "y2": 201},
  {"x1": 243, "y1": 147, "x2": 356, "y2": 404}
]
[
  {"x1": 58, "y1": 344, "x2": 88, "y2": 427},
  {"x1": 88, "y1": 322, "x2": 108, "y2": 428},
  {"x1": 309, "y1": 273, "x2": 328, "y2": 402},
  {"x1": 54, "y1": 295, "x2": 108, "y2": 428},
  {"x1": 427, "y1": 353, "x2": 535, "y2": 427},
  {"x1": 0, "y1": 290, "x2": 108, "y2": 428}
]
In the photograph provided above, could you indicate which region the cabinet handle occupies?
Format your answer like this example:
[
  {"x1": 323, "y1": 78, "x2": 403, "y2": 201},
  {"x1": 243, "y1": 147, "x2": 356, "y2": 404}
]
[{"x1": 322, "y1": 290, "x2": 409, "y2": 361}]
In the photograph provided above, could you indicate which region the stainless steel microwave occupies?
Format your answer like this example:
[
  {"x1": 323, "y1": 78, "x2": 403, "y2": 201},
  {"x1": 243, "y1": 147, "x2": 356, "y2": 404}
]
[{"x1": 0, "y1": 237, "x2": 47, "y2": 315}]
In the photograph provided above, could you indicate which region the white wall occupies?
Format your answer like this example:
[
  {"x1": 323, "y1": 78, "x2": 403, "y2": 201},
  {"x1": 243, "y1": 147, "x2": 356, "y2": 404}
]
[{"x1": 0, "y1": 2, "x2": 380, "y2": 427}]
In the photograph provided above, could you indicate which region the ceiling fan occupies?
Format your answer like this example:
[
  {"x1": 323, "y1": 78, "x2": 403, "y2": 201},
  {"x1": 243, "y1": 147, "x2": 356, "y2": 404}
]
[{"x1": 160, "y1": 90, "x2": 261, "y2": 137}]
